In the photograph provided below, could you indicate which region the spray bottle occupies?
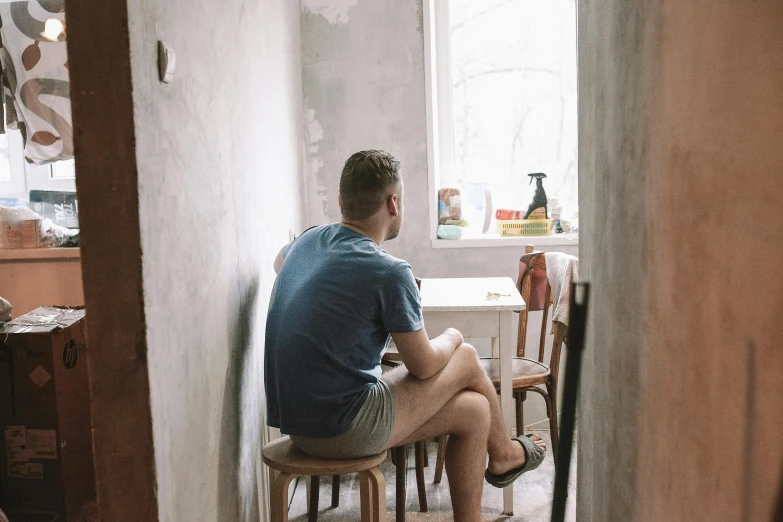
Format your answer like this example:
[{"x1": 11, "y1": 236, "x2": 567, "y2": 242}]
[{"x1": 524, "y1": 172, "x2": 549, "y2": 220}]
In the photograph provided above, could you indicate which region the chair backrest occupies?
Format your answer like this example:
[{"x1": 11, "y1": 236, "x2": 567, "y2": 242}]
[{"x1": 517, "y1": 245, "x2": 567, "y2": 380}]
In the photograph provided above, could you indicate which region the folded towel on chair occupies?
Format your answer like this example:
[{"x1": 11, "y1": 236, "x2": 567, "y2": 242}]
[
  {"x1": 516, "y1": 252, "x2": 579, "y2": 332},
  {"x1": 544, "y1": 252, "x2": 579, "y2": 330}
]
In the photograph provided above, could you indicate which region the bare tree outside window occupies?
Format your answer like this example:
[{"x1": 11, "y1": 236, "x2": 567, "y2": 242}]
[{"x1": 444, "y1": 0, "x2": 577, "y2": 233}]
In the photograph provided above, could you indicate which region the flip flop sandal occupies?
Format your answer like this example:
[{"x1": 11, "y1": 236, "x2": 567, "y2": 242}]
[{"x1": 484, "y1": 434, "x2": 546, "y2": 488}]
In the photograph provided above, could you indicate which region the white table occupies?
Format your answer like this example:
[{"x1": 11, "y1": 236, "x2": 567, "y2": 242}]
[{"x1": 420, "y1": 277, "x2": 525, "y2": 516}]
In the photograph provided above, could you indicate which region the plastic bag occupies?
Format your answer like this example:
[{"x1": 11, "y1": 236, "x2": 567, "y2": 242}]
[
  {"x1": 0, "y1": 205, "x2": 41, "y2": 222},
  {"x1": 438, "y1": 187, "x2": 462, "y2": 225},
  {"x1": 41, "y1": 218, "x2": 79, "y2": 247},
  {"x1": 0, "y1": 296, "x2": 11, "y2": 323}
]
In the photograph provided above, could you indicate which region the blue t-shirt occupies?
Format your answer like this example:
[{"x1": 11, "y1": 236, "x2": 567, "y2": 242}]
[{"x1": 264, "y1": 223, "x2": 424, "y2": 438}]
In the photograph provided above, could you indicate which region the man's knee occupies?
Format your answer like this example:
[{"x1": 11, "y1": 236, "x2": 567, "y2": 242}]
[
  {"x1": 453, "y1": 342, "x2": 483, "y2": 374},
  {"x1": 453, "y1": 391, "x2": 491, "y2": 434},
  {"x1": 454, "y1": 342, "x2": 479, "y2": 362}
]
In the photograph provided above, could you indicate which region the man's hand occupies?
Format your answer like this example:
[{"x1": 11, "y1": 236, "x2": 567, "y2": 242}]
[
  {"x1": 441, "y1": 327, "x2": 464, "y2": 346},
  {"x1": 391, "y1": 327, "x2": 464, "y2": 380},
  {"x1": 273, "y1": 244, "x2": 288, "y2": 274}
]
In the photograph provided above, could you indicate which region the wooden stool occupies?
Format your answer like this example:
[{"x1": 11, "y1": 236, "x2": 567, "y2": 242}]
[{"x1": 262, "y1": 436, "x2": 387, "y2": 522}]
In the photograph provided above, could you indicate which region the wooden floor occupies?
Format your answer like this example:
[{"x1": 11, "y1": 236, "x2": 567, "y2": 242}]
[{"x1": 288, "y1": 431, "x2": 577, "y2": 521}]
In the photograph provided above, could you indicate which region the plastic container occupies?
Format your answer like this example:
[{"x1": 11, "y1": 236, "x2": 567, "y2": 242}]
[
  {"x1": 549, "y1": 197, "x2": 563, "y2": 233},
  {"x1": 497, "y1": 219, "x2": 553, "y2": 237},
  {"x1": 495, "y1": 209, "x2": 524, "y2": 220}
]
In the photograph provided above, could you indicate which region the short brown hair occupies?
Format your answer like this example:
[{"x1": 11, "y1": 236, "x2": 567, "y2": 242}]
[{"x1": 339, "y1": 150, "x2": 401, "y2": 220}]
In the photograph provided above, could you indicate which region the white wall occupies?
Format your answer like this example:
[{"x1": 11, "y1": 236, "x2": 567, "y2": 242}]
[
  {"x1": 127, "y1": 0, "x2": 307, "y2": 520},
  {"x1": 300, "y1": 0, "x2": 578, "y2": 427}
]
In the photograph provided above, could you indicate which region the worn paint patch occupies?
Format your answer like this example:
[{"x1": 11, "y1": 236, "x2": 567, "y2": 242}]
[
  {"x1": 301, "y1": 0, "x2": 358, "y2": 25},
  {"x1": 304, "y1": 101, "x2": 331, "y2": 218},
  {"x1": 304, "y1": 104, "x2": 324, "y2": 173}
]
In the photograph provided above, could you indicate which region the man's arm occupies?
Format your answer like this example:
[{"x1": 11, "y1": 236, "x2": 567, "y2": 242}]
[
  {"x1": 391, "y1": 327, "x2": 464, "y2": 380},
  {"x1": 274, "y1": 226, "x2": 320, "y2": 273}
]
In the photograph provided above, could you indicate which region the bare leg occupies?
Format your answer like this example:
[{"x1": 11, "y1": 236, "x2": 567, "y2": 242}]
[
  {"x1": 383, "y1": 344, "x2": 546, "y2": 476},
  {"x1": 389, "y1": 390, "x2": 490, "y2": 522}
]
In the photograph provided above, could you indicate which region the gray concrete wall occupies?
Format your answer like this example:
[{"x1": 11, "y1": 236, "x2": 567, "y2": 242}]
[
  {"x1": 578, "y1": 1, "x2": 783, "y2": 520},
  {"x1": 300, "y1": 0, "x2": 578, "y2": 276},
  {"x1": 576, "y1": 0, "x2": 651, "y2": 519},
  {"x1": 127, "y1": 0, "x2": 307, "y2": 519},
  {"x1": 72, "y1": 0, "x2": 307, "y2": 520}
]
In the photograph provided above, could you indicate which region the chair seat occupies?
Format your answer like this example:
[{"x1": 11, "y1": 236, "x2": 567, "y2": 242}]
[
  {"x1": 480, "y1": 357, "x2": 550, "y2": 389},
  {"x1": 262, "y1": 436, "x2": 387, "y2": 476}
]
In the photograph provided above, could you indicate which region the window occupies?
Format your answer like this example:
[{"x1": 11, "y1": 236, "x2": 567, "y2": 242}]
[
  {"x1": 0, "y1": 134, "x2": 11, "y2": 180},
  {"x1": 51, "y1": 158, "x2": 76, "y2": 180},
  {"x1": 0, "y1": 129, "x2": 76, "y2": 200},
  {"x1": 0, "y1": 130, "x2": 27, "y2": 199},
  {"x1": 424, "y1": 0, "x2": 578, "y2": 243}
]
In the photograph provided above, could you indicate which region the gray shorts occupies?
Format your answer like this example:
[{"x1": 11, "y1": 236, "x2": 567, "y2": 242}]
[{"x1": 290, "y1": 379, "x2": 395, "y2": 459}]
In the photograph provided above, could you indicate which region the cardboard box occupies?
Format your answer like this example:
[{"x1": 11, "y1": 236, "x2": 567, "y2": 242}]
[{"x1": 0, "y1": 307, "x2": 95, "y2": 521}]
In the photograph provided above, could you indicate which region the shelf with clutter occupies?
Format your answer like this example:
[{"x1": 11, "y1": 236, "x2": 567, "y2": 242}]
[{"x1": 435, "y1": 172, "x2": 578, "y2": 242}]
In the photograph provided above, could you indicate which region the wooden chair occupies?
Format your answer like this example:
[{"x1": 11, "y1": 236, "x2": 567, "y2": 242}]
[
  {"x1": 480, "y1": 244, "x2": 565, "y2": 457},
  {"x1": 262, "y1": 436, "x2": 386, "y2": 522},
  {"x1": 431, "y1": 244, "x2": 567, "y2": 481}
]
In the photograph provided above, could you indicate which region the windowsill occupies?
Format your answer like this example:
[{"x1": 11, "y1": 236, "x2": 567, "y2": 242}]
[
  {"x1": 0, "y1": 247, "x2": 81, "y2": 261},
  {"x1": 431, "y1": 234, "x2": 578, "y2": 249}
]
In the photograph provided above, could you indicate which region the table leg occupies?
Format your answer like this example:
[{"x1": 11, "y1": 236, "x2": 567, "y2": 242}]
[{"x1": 499, "y1": 311, "x2": 515, "y2": 515}]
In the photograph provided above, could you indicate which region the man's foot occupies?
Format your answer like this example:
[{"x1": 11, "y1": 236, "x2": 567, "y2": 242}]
[
  {"x1": 484, "y1": 435, "x2": 547, "y2": 488},
  {"x1": 486, "y1": 434, "x2": 547, "y2": 475}
]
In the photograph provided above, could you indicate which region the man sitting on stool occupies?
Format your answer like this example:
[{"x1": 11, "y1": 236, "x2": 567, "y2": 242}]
[{"x1": 265, "y1": 150, "x2": 546, "y2": 522}]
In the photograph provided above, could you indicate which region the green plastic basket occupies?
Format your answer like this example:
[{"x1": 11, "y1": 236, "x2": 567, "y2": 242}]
[{"x1": 497, "y1": 219, "x2": 553, "y2": 237}]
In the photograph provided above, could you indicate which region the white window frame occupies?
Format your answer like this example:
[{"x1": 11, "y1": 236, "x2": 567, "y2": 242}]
[
  {"x1": 422, "y1": 0, "x2": 578, "y2": 249},
  {"x1": 0, "y1": 129, "x2": 76, "y2": 200},
  {"x1": 0, "y1": 130, "x2": 27, "y2": 198}
]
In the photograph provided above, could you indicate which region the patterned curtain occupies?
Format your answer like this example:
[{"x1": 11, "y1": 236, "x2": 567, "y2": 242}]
[{"x1": 0, "y1": 0, "x2": 71, "y2": 165}]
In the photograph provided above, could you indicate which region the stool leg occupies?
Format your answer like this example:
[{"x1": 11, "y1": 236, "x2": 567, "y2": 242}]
[
  {"x1": 359, "y1": 471, "x2": 372, "y2": 522},
  {"x1": 360, "y1": 467, "x2": 386, "y2": 522},
  {"x1": 331, "y1": 475, "x2": 340, "y2": 508},
  {"x1": 423, "y1": 439, "x2": 429, "y2": 467},
  {"x1": 308, "y1": 476, "x2": 320, "y2": 522},
  {"x1": 394, "y1": 446, "x2": 407, "y2": 522},
  {"x1": 434, "y1": 435, "x2": 447, "y2": 484},
  {"x1": 270, "y1": 471, "x2": 295, "y2": 522},
  {"x1": 414, "y1": 441, "x2": 428, "y2": 512}
]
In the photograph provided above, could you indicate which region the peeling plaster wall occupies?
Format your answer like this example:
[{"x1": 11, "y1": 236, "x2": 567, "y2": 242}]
[
  {"x1": 579, "y1": 1, "x2": 783, "y2": 520},
  {"x1": 125, "y1": 0, "x2": 307, "y2": 520},
  {"x1": 300, "y1": 0, "x2": 578, "y2": 276},
  {"x1": 300, "y1": 0, "x2": 578, "y2": 425}
]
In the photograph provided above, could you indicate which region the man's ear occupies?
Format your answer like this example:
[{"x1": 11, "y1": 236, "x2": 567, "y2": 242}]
[{"x1": 387, "y1": 193, "x2": 399, "y2": 216}]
